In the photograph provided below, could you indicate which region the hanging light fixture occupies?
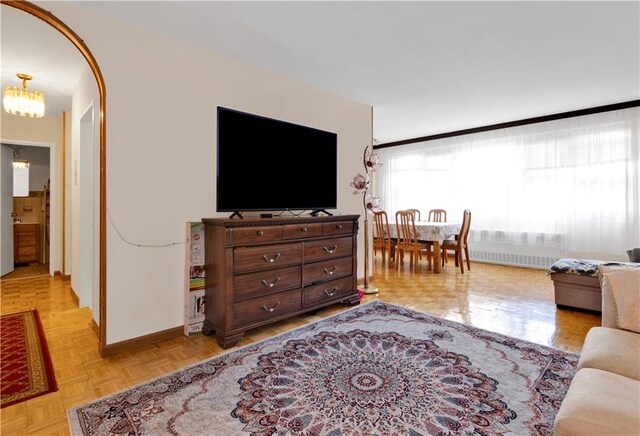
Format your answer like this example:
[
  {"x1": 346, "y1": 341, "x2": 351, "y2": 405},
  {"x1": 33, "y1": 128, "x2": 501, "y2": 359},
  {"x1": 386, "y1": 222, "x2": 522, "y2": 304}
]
[{"x1": 3, "y1": 73, "x2": 45, "y2": 118}]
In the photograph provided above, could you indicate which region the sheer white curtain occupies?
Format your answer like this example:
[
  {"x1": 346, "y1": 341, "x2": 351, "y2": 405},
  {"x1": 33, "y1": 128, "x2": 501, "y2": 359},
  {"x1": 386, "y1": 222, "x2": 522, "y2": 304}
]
[{"x1": 376, "y1": 107, "x2": 639, "y2": 260}]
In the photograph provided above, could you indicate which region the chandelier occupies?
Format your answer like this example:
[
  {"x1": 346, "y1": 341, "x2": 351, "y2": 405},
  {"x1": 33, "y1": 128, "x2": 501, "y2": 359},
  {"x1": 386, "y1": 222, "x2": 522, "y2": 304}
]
[{"x1": 3, "y1": 73, "x2": 45, "y2": 118}]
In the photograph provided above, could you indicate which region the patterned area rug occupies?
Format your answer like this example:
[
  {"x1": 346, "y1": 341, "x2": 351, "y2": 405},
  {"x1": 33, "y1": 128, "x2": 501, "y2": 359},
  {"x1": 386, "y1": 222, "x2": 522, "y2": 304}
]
[
  {"x1": 1, "y1": 309, "x2": 57, "y2": 408},
  {"x1": 68, "y1": 302, "x2": 577, "y2": 435}
]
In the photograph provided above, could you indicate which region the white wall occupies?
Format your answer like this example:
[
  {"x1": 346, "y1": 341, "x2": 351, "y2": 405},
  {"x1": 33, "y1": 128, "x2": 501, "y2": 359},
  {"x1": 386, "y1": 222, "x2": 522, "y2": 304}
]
[
  {"x1": 42, "y1": 2, "x2": 371, "y2": 344},
  {"x1": 0, "y1": 111, "x2": 65, "y2": 274}
]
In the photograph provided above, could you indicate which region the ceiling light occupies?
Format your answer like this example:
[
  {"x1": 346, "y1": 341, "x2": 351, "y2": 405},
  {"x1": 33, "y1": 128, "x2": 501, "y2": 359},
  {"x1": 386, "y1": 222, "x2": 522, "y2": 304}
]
[
  {"x1": 3, "y1": 73, "x2": 45, "y2": 118},
  {"x1": 12, "y1": 160, "x2": 29, "y2": 169}
]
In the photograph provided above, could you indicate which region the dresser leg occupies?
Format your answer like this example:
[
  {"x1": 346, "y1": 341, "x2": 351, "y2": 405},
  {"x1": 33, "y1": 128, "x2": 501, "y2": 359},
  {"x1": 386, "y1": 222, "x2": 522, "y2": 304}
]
[{"x1": 217, "y1": 331, "x2": 245, "y2": 349}]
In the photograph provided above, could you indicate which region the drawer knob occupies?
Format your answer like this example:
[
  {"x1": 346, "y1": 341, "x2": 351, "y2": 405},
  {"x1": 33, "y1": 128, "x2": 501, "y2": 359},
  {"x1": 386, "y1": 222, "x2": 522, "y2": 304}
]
[
  {"x1": 323, "y1": 266, "x2": 338, "y2": 275},
  {"x1": 336, "y1": 224, "x2": 343, "y2": 229},
  {"x1": 324, "y1": 287, "x2": 338, "y2": 297},
  {"x1": 323, "y1": 245, "x2": 338, "y2": 254},
  {"x1": 301, "y1": 227, "x2": 308, "y2": 232},
  {"x1": 261, "y1": 277, "x2": 281, "y2": 288},
  {"x1": 256, "y1": 230, "x2": 264, "y2": 236},
  {"x1": 262, "y1": 302, "x2": 281, "y2": 313},
  {"x1": 262, "y1": 253, "x2": 281, "y2": 263}
]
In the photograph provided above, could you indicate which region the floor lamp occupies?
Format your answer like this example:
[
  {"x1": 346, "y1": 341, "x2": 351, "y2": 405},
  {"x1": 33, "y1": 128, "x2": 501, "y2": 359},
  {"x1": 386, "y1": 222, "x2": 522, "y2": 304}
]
[{"x1": 351, "y1": 145, "x2": 381, "y2": 295}]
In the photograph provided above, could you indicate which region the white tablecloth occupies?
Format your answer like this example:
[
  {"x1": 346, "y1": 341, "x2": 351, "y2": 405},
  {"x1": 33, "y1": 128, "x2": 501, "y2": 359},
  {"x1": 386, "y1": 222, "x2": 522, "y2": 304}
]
[{"x1": 387, "y1": 221, "x2": 461, "y2": 243}]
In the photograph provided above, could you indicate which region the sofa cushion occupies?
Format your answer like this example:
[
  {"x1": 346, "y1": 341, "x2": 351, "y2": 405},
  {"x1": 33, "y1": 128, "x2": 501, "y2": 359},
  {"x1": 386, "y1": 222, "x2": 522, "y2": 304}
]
[
  {"x1": 553, "y1": 368, "x2": 640, "y2": 436},
  {"x1": 577, "y1": 327, "x2": 640, "y2": 381},
  {"x1": 599, "y1": 265, "x2": 640, "y2": 333}
]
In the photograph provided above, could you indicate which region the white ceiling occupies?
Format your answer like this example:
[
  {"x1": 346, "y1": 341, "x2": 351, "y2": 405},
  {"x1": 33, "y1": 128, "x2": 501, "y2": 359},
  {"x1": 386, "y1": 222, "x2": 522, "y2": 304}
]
[{"x1": 3, "y1": 1, "x2": 639, "y2": 143}]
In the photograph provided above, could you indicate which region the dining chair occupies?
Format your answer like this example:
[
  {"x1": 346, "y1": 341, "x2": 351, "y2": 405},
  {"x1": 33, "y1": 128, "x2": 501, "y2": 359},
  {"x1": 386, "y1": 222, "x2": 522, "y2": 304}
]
[
  {"x1": 404, "y1": 209, "x2": 425, "y2": 260},
  {"x1": 441, "y1": 209, "x2": 471, "y2": 273},
  {"x1": 373, "y1": 210, "x2": 393, "y2": 264},
  {"x1": 406, "y1": 208, "x2": 422, "y2": 221},
  {"x1": 396, "y1": 209, "x2": 424, "y2": 262},
  {"x1": 395, "y1": 210, "x2": 431, "y2": 272},
  {"x1": 428, "y1": 209, "x2": 447, "y2": 222}
]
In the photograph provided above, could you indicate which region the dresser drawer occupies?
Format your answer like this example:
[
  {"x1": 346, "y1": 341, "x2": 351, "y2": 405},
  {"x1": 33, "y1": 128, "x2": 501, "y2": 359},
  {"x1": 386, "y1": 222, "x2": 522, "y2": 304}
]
[
  {"x1": 303, "y1": 256, "x2": 353, "y2": 286},
  {"x1": 283, "y1": 222, "x2": 322, "y2": 239},
  {"x1": 303, "y1": 277, "x2": 354, "y2": 308},
  {"x1": 230, "y1": 226, "x2": 283, "y2": 245},
  {"x1": 234, "y1": 243, "x2": 302, "y2": 273},
  {"x1": 233, "y1": 288, "x2": 301, "y2": 327},
  {"x1": 233, "y1": 266, "x2": 301, "y2": 301},
  {"x1": 304, "y1": 237, "x2": 353, "y2": 262},
  {"x1": 16, "y1": 232, "x2": 37, "y2": 247},
  {"x1": 322, "y1": 221, "x2": 354, "y2": 236},
  {"x1": 16, "y1": 246, "x2": 38, "y2": 262}
]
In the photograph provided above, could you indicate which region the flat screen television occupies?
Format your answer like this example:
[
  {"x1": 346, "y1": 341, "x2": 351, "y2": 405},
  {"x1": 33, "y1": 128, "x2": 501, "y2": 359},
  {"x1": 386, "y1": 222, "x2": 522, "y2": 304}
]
[{"x1": 216, "y1": 107, "x2": 337, "y2": 216}]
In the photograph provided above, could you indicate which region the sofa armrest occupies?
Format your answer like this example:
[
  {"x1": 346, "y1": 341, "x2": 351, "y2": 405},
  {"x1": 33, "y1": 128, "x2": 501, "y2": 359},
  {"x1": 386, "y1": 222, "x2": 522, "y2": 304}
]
[{"x1": 599, "y1": 272, "x2": 617, "y2": 328}]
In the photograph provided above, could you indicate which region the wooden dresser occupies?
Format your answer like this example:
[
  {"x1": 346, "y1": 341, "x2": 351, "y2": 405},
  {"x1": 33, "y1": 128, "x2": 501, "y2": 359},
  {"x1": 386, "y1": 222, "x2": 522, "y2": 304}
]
[
  {"x1": 202, "y1": 215, "x2": 360, "y2": 348},
  {"x1": 14, "y1": 223, "x2": 40, "y2": 264}
]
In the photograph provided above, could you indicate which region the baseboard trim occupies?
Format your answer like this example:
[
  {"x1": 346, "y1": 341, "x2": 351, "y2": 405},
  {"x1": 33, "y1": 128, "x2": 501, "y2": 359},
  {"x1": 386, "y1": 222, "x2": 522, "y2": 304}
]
[
  {"x1": 101, "y1": 326, "x2": 184, "y2": 357},
  {"x1": 69, "y1": 286, "x2": 79, "y2": 304},
  {"x1": 91, "y1": 319, "x2": 100, "y2": 339}
]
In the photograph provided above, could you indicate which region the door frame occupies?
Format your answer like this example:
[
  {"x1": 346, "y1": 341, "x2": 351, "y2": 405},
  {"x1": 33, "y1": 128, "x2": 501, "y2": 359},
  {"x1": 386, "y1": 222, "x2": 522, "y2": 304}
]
[
  {"x1": 0, "y1": 140, "x2": 56, "y2": 276},
  {"x1": 2, "y1": 0, "x2": 108, "y2": 355}
]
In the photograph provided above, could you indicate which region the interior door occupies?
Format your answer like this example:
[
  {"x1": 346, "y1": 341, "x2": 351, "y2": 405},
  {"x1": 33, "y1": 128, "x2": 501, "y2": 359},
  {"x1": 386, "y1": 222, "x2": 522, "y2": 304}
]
[{"x1": 1, "y1": 144, "x2": 14, "y2": 276}]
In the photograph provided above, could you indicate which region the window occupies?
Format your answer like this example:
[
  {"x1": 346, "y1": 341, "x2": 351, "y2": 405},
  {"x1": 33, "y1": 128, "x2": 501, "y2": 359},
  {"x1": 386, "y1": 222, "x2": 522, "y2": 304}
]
[{"x1": 377, "y1": 107, "x2": 639, "y2": 258}]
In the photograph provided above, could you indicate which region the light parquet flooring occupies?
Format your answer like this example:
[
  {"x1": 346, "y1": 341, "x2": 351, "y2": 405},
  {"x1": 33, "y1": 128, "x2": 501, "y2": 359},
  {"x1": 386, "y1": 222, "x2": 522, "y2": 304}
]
[
  {"x1": 0, "y1": 255, "x2": 601, "y2": 435},
  {"x1": 1, "y1": 264, "x2": 51, "y2": 282}
]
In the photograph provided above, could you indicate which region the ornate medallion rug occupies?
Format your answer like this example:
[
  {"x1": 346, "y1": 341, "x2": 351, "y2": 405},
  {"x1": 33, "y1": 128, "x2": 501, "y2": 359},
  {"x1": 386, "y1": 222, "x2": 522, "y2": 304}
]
[
  {"x1": 68, "y1": 301, "x2": 577, "y2": 435},
  {"x1": 1, "y1": 309, "x2": 57, "y2": 408}
]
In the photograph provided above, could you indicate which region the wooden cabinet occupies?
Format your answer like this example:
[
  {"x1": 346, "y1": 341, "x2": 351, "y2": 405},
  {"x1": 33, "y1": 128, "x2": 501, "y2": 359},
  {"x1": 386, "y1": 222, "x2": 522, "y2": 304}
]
[
  {"x1": 14, "y1": 223, "x2": 40, "y2": 264},
  {"x1": 202, "y1": 215, "x2": 360, "y2": 348}
]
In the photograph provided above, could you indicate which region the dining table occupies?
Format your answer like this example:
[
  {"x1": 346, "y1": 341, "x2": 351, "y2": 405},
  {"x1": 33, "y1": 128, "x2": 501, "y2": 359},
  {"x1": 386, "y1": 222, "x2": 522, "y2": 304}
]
[{"x1": 387, "y1": 221, "x2": 462, "y2": 273}]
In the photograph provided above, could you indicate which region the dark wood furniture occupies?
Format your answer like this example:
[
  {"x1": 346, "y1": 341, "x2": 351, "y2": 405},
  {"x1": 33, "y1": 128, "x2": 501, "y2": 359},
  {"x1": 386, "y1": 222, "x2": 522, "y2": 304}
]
[
  {"x1": 14, "y1": 223, "x2": 40, "y2": 264},
  {"x1": 201, "y1": 214, "x2": 360, "y2": 348}
]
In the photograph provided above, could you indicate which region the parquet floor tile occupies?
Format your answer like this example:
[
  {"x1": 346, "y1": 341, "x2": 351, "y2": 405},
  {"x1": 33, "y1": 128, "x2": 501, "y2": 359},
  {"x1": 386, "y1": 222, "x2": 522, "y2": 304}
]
[{"x1": 0, "y1": 255, "x2": 601, "y2": 434}]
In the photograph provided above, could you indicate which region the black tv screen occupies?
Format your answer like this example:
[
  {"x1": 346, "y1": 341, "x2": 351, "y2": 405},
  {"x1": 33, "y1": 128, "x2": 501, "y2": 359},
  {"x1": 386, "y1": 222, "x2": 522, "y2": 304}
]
[{"x1": 216, "y1": 107, "x2": 338, "y2": 213}]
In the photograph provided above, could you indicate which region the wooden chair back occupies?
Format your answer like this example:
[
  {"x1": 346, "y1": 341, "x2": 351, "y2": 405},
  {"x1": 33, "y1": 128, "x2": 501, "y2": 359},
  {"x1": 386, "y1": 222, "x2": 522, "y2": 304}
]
[
  {"x1": 441, "y1": 209, "x2": 472, "y2": 273},
  {"x1": 373, "y1": 210, "x2": 390, "y2": 243},
  {"x1": 428, "y1": 209, "x2": 447, "y2": 222},
  {"x1": 373, "y1": 210, "x2": 393, "y2": 263},
  {"x1": 395, "y1": 210, "x2": 431, "y2": 271},
  {"x1": 406, "y1": 208, "x2": 421, "y2": 221},
  {"x1": 459, "y1": 209, "x2": 471, "y2": 247},
  {"x1": 395, "y1": 210, "x2": 418, "y2": 247}
]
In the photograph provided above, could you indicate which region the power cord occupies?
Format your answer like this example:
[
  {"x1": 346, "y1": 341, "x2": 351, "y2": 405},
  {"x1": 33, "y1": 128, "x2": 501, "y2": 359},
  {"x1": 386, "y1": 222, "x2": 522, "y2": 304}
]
[{"x1": 107, "y1": 209, "x2": 186, "y2": 248}]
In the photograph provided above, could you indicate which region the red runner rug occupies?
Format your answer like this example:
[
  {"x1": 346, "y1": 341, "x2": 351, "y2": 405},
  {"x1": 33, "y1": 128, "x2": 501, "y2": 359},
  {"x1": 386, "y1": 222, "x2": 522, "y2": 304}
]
[{"x1": 1, "y1": 309, "x2": 57, "y2": 408}]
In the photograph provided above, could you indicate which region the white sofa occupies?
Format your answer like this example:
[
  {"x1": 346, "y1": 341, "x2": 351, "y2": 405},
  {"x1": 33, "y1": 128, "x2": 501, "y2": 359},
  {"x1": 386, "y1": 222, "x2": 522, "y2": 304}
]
[{"x1": 553, "y1": 265, "x2": 640, "y2": 435}]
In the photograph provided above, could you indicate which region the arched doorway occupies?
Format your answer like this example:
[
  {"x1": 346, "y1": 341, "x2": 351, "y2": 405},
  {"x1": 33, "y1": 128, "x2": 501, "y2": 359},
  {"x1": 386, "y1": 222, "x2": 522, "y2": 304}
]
[{"x1": 2, "y1": 0, "x2": 107, "y2": 355}]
